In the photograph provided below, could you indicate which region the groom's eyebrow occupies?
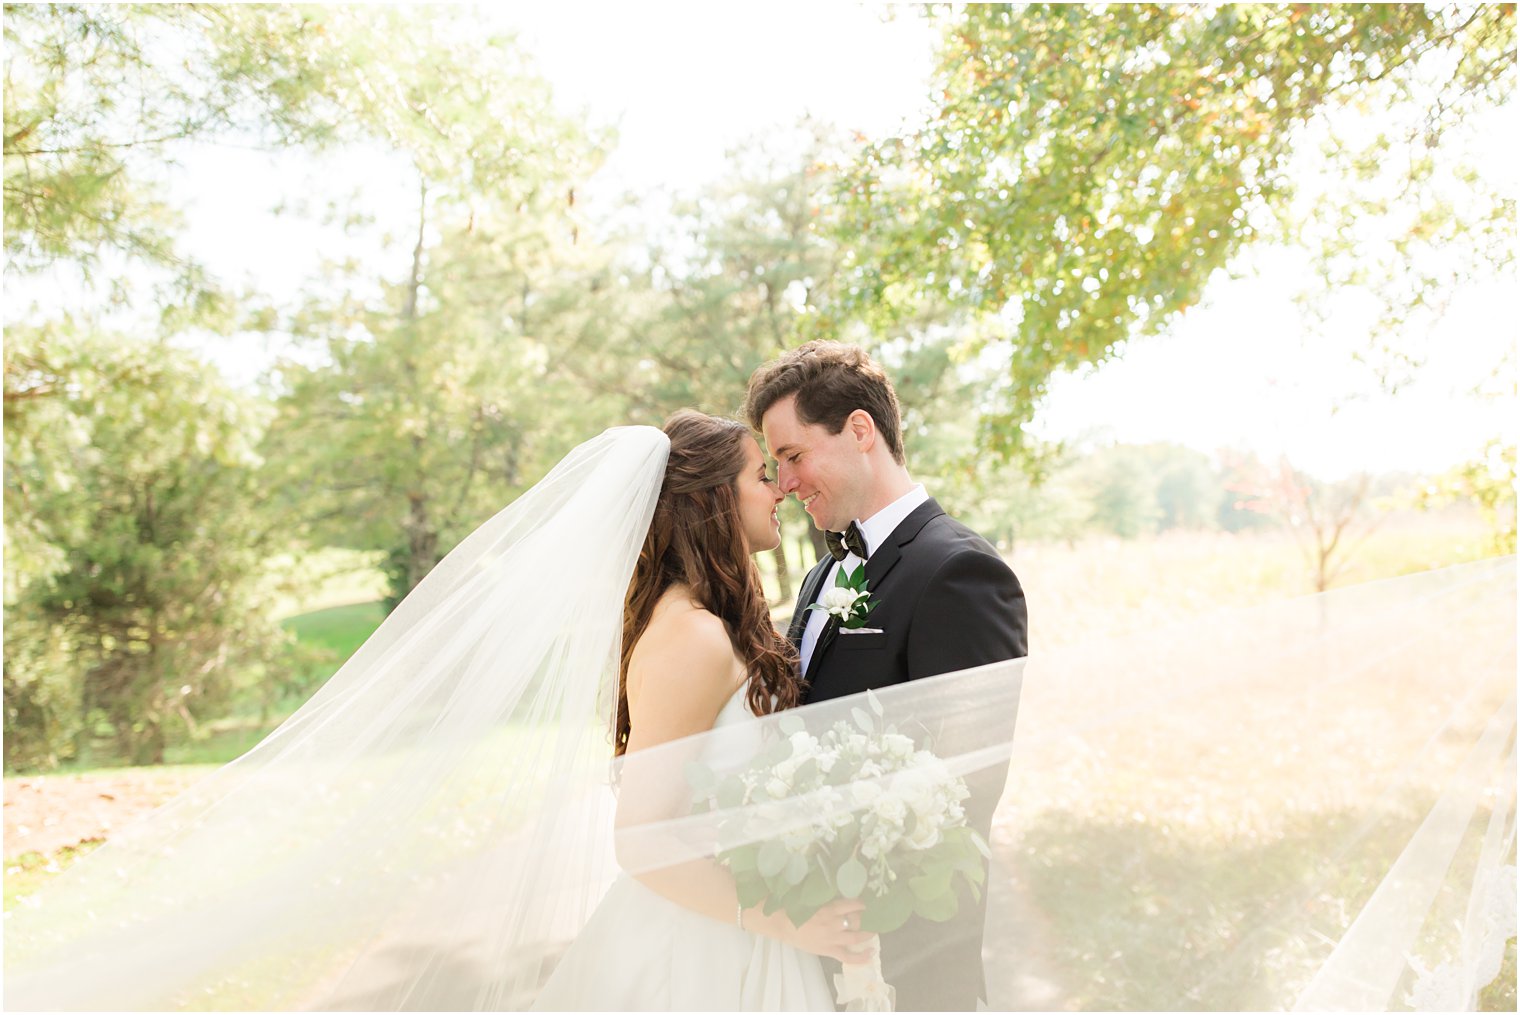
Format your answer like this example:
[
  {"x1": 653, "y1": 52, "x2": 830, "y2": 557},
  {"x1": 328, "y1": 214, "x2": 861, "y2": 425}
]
[{"x1": 770, "y1": 442, "x2": 796, "y2": 459}]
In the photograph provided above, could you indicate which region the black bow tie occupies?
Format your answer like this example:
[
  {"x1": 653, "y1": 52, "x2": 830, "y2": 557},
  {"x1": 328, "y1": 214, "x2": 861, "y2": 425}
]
[{"x1": 825, "y1": 521, "x2": 869, "y2": 562}]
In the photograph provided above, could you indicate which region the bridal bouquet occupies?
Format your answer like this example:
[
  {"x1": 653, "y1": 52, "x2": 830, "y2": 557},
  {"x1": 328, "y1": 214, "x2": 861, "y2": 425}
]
[{"x1": 686, "y1": 690, "x2": 990, "y2": 1010}]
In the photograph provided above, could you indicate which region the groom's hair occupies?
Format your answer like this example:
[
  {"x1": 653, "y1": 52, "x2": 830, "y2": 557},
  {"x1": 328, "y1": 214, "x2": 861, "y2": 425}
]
[{"x1": 744, "y1": 341, "x2": 905, "y2": 464}]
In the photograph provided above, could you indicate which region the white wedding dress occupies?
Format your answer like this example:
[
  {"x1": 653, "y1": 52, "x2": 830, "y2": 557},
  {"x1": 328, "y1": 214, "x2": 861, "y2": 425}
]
[{"x1": 531, "y1": 685, "x2": 835, "y2": 1012}]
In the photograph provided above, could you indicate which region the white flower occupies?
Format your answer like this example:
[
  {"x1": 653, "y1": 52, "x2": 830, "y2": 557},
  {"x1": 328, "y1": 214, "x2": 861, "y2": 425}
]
[
  {"x1": 851, "y1": 782, "x2": 883, "y2": 807},
  {"x1": 765, "y1": 776, "x2": 790, "y2": 798},
  {"x1": 873, "y1": 795, "x2": 907, "y2": 826},
  {"x1": 881, "y1": 733, "x2": 915, "y2": 760},
  {"x1": 904, "y1": 822, "x2": 941, "y2": 851},
  {"x1": 788, "y1": 730, "x2": 820, "y2": 758},
  {"x1": 820, "y1": 586, "x2": 865, "y2": 616}
]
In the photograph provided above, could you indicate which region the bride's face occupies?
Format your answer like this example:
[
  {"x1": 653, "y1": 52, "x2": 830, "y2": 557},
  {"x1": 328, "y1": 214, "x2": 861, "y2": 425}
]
[{"x1": 736, "y1": 434, "x2": 784, "y2": 553}]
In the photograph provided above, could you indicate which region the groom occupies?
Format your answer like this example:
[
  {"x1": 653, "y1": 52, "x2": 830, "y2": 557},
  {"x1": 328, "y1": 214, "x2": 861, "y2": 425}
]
[{"x1": 746, "y1": 341, "x2": 1028, "y2": 1012}]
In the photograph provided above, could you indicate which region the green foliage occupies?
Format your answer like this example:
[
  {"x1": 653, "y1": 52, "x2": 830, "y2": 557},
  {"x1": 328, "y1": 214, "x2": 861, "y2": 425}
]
[
  {"x1": 574, "y1": 123, "x2": 861, "y2": 585},
  {"x1": 4, "y1": 5, "x2": 592, "y2": 288},
  {"x1": 264, "y1": 204, "x2": 621, "y2": 604},
  {"x1": 1081, "y1": 448, "x2": 1164, "y2": 539},
  {"x1": 242, "y1": 9, "x2": 617, "y2": 605},
  {"x1": 836, "y1": 4, "x2": 1515, "y2": 458},
  {"x1": 1418, "y1": 441, "x2": 1517, "y2": 555},
  {"x1": 3, "y1": 327, "x2": 296, "y2": 768}
]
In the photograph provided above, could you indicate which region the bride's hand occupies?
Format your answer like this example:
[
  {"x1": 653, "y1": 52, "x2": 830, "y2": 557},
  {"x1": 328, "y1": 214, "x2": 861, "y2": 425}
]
[{"x1": 753, "y1": 898, "x2": 877, "y2": 965}]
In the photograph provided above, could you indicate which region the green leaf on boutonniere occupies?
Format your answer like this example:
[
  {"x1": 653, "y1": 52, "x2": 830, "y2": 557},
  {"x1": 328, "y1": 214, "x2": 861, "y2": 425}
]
[{"x1": 836, "y1": 563, "x2": 869, "y2": 591}]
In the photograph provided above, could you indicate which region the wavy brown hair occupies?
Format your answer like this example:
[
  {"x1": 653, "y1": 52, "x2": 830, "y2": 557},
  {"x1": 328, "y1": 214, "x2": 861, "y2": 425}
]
[
  {"x1": 614, "y1": 410, "x2": 802, "y2": 756},
  {"x1": 744, "y1": 340, "x2": 906, "y2": 465}
]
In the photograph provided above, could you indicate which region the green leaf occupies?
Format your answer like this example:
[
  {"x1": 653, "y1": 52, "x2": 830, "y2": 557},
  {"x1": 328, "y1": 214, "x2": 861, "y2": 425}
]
[
  {"x1": 969, "y1": 828, "x2": 992, "y2": 859},
  {"x1": 861, "y1": 881, "x2": 914, "y2": 934},
  {"x1": 852, "y1": 707, "x2": 873, "y2": 733},
  {"x1": 784, "y1": 850, "x2": 809, "y2": 887},
  {"x1": 801, "y1": 867, "x2": 836, "y2": 907},
  {"x1": 736, "y1": 876, "x2": 768, "y2": 909},
  {"x1": 866, "y1": 688, "x2": 884, "y2": 716},
  {"x1": 913, "y1": 886, "x2": 958, "y2": 922},
  {"x1": 909, "y1": 865, "x2": 953, "y2": 903},
  {"x1": 836, "y1": 856, "x2": 868, "y2": 898},
  {"x1": 758, "y1": 839, "x2": 790, "y2": 878}
]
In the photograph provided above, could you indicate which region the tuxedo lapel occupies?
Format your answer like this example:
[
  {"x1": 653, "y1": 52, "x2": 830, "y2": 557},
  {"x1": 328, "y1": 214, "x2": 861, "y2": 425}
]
[
  {"x1": 788, "y1": 558, "x2": 832, "y2": 648},
  {"x1": 863, "y1": 498, "x2": 944, "y2": 591},
  {"x1": 802, "y1": 499, "x2": 946, "y2": 692},
  {"x1": 805, "y1": 614, "x2": 840, "y2": 686}
]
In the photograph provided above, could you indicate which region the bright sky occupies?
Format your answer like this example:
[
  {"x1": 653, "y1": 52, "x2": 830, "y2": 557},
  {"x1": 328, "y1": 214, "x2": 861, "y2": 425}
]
[{"x1": 174, "y1": 3, "x2": 1514, "y2": 482}]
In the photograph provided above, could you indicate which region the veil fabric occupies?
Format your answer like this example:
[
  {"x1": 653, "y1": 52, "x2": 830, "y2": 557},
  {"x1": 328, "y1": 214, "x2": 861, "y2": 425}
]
[{"x1": 3, "y1": 422, "x2": 1514, "y2": 1011}]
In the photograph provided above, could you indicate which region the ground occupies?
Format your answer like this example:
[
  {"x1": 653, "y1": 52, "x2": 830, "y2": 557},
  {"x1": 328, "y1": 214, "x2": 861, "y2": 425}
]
[{"x1": 4, "y1": 767, "x2": 210, "y2": 858}]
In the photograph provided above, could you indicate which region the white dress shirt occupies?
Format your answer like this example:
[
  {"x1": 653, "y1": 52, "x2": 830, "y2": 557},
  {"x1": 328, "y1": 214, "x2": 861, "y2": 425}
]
[{"x1": 799, "y1": 483, "x2": 929, "y2": 675}]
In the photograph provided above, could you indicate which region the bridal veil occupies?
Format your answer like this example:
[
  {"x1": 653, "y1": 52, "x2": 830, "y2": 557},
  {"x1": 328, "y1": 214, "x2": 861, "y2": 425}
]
[{"x1": 4, "y1": 425, "x2": 1514, "y2": 1011}]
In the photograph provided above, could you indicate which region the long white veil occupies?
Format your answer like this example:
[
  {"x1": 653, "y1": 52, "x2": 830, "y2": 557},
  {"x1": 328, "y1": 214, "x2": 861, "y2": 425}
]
[{"x1": 3, "y1": 423, "x2": 1514, "y2": 1011}]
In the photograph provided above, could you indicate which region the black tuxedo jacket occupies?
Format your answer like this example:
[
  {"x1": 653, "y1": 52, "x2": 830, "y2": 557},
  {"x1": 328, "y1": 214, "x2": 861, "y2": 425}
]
[{"x1": 787, "y1": 497, "x2": 1027, "y2": 1011}]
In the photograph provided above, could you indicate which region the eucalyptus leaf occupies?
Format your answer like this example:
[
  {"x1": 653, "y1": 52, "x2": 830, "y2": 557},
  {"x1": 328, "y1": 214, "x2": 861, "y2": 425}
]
[
  {"x1": 861, "y1": 882, "x2": 914, "y2": 934},
  {"x1": 758, "y1": 839, "x2": 789, "y2": 878},
  {"x1": 836, "y1": 856, "x2": 868, "y2": 899},
  {"x1": 784, "y1": 850, "x2": 809, "y2": 887},
  {"x1": 913, "y1": 886, "x2": 958, "y2": 922}
]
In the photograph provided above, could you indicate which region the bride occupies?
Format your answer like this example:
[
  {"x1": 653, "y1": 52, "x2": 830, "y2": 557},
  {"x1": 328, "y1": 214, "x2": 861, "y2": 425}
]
[{"x1": 530, "y1": 410, "x2": 867, "y2": 1010}]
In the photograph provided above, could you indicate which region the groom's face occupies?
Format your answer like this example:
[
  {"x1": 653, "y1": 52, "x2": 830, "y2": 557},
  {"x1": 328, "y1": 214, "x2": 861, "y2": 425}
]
[{"x1": 761, "y1": 394, "x2": 869, "y2": 533}]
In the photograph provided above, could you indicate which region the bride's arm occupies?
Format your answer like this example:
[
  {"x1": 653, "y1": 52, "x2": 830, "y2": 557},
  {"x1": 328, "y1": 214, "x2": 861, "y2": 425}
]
[{"x1": 615, "y1": 608, "x2": 871, "y2": 964}]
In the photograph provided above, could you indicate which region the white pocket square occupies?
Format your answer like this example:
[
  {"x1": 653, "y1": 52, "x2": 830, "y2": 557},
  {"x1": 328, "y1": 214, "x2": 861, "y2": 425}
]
[{"x1": 839, "y1": 627, "x2": 884, "y2": 635}]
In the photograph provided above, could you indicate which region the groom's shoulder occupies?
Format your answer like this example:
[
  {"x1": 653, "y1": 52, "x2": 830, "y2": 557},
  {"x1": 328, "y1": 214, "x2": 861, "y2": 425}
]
[
  {"x1": 913, "y1": 508, "x2": 1020, "y2": 582},
  {"x1": 918, "y1": 505, "x2": 1000, "y2": 558}
]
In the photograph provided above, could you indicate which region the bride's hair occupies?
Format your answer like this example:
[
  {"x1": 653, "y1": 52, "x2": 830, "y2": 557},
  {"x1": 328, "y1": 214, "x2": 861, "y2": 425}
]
[{"x1": 615, "y1": 410, "x2": 802, "y2": 755}]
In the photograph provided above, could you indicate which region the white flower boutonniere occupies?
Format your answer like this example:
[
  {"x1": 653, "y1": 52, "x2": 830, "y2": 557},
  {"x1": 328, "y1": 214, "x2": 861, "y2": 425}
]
[{"x1": 808, "y1": 564, "x2": 877, "y2": 629}]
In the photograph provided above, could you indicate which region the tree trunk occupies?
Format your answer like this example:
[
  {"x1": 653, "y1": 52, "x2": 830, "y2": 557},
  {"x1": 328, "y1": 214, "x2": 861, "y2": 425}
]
[
  {"x1": 805, "y1": 525, "x2": 827, "y2": 563},
  {"x1": 397, "y1": 172, "x2": 440, "y2": 599},
  {"x1": 405, "y1": 491, "x2": 440, "y2": 592},
  {"x1": 772, "y1": 517, "x2": 793, "y2": 602}
]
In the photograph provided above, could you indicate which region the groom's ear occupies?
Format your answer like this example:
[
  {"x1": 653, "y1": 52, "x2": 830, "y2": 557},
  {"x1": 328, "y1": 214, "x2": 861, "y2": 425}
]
[{"x1": 846, "y1": 409, "x2": 877, "y2": 452}]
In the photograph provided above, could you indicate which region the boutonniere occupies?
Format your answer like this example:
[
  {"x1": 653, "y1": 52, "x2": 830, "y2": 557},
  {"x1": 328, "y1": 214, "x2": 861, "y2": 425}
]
[{"x1": 807, "y1": 564, "x2": 877, "y2": 630}]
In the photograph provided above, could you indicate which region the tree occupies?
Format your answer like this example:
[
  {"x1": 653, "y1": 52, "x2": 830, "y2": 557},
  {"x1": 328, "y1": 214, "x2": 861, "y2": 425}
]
[
  {"x1": 1223, "y1": 453, "x2": 1381, "y2": 591},
  {"x1": 263, "y1": 201, "x2": 627, "y2": 605},
  {"x1": 257, "y1": 24, "x2": 617, "y2": 604},
  {"x1": 1418, "y1": 440, "x2": 1517, "y2": 555},
  {"x1": 835, "y1": 4, "x2": 1515, "y2": 458},
  {"x1": 1077, "y1": 445, "x2": 1163, "y2": 539},
  {"x1": 591, "y1": 124, "x2": 860, "y2": 595},
  {"x1": 4, "y1": 329, "x2": 294, "y2": 767},
  {"x1": 4, "y1": 4, "x2": 350, "y2": 300}
]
